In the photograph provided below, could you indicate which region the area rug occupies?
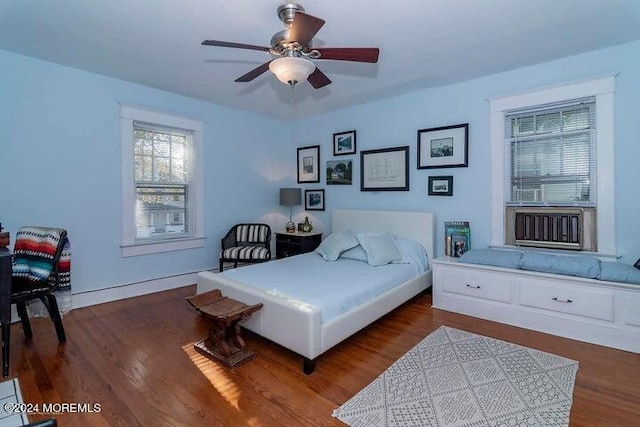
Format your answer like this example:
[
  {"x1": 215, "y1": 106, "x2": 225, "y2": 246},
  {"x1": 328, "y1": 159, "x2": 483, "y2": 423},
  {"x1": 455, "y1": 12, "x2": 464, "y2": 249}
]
[{"x1": 333, "y1": 326, "x2": 578, "y2": 427}]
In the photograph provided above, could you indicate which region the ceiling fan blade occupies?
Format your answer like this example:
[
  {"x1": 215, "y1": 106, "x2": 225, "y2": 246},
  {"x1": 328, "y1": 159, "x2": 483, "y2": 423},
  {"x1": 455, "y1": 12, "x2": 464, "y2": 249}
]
[
  {"x1": 308, "y1": 67, "x2": 331, "y2": 89},
  {"x1": 288, "y1": 12, "x2": 325, "y2": 47},
  {"x1": 235, "y1": 61, "x2": 273, "y2": 82},
  {"x1": 315, "y1": 48, "x2": 380, "y2": 63},
  {"x1": 201, "y1": 40, "x2": 270, "y2": 52}
]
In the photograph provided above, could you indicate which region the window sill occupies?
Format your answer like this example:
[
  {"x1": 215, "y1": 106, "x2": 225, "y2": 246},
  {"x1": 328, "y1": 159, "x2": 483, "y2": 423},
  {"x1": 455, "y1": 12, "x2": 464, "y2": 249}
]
[
  {"x1": 488, "y1": 244, "x2": 621, "y2": 261},
  {"x1": 121, "y1": 236, "x2": 205, "y2": 257}
]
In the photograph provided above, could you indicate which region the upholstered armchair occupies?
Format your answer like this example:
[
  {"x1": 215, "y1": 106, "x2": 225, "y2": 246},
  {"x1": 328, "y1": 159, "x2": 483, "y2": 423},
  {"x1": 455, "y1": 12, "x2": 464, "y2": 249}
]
[{"x1": 219, "y1": 224, "x2": 272, "y2": 272}]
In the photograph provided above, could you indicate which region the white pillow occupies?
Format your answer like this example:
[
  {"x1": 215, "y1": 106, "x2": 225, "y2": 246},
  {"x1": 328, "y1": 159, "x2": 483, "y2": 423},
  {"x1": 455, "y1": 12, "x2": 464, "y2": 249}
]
[
  {"x1": 315, "y1": 230, "x2": 359, "y2": 261},
  {"x1": 356, "y1": 232, "x2": 404, "y2": 266}
]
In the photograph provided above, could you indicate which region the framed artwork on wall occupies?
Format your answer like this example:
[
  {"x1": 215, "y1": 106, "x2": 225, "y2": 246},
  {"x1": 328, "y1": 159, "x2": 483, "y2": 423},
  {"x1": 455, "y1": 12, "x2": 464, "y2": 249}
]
[
  {"x1": 305, "y1": 189, "x2": 325, "y2": 211},
  {"x1": 333, "y1": 130, "x2": 357, "y2": 156},
  {"x1": 360, "y1": 146, "x2": 410, "y2": 191},
  {"x1": 297, "y1": 145, "x2": 320, "y2": 183},
  {"x1": 417, "y1": 123, "x2": 469, "y2": 169},
  {"x1": 326, "y1": 159, "x2": 353, "y2": 185},
  {"x1": 428, "y1": 175, "x2": 453, "y2": 196}
]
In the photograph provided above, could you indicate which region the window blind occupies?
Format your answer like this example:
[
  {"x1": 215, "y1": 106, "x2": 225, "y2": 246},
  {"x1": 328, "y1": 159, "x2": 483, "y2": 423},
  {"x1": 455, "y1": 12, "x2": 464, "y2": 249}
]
[{"x1": 505, "y1": 97, "x2": 596, "y2": 207}]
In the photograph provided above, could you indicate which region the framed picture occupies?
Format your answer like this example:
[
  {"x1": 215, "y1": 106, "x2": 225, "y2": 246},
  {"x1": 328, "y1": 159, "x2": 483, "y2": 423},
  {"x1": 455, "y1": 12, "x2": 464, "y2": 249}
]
[
  {"x1": 297, "y1": 145, "x2": 320, "y2": 183},
  {"x1": 333, "y1": 130, "x2": 357, "y2": 156},
  {"x1": 428, "y1": 175, "x2": 453, "y2": 196},
  {"x1": 304, "y1": 189, "x2": 325, "y2": 211},
  {"x1": 417, "y1": 123, "x2": 469, "y2": 169},
  {"x1": 326, "y1": 159, "x2": 353, "y2": 185},
  {"x1": 360, "y1": 146, "x2": 410, "y2": 191}
]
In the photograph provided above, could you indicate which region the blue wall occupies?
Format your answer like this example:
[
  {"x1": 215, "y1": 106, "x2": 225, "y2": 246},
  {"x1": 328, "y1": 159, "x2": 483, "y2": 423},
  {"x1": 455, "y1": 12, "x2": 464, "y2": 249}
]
[
  {"x1": 292, "y1": 40, "x2": 640, "y2": 263},
  {"x1": 2, "y1": 39, "x2": 638, "y2": 298},
  {"x1": 0, "y1": 50, "x2": 293, "y2": 293}
]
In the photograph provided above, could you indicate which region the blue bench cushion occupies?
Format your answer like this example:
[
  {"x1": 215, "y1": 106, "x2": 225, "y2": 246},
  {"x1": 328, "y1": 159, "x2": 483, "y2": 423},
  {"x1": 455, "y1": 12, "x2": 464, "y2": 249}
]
[
  {"x1": 598, "y1": 262, "x2": 640, "y2": 285},
  {"x1": 459, "y1": 249, "x2": 523, "y2": 269},
  {"x1": 520, "y1": 252, "x2": 601, "y2": 279},
  {"x1": 459, "y1": 248, "x2": 640, "y2": 285}
]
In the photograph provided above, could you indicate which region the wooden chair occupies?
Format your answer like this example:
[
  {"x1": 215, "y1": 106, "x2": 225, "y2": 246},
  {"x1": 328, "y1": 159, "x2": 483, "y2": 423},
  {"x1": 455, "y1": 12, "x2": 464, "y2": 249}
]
[
  {"x1": 11, "y1": 227, "x2": 68, "y2": 343},
  {"x1": 219, "y1": 224, "x2": 271, "y2": 272}
]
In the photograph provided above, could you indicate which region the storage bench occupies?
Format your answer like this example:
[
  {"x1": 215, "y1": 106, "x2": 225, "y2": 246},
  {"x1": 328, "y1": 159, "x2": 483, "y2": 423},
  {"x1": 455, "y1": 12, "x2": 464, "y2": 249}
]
[{"x1": 432, "y1": 255, "x2": 640, "y2": 353}]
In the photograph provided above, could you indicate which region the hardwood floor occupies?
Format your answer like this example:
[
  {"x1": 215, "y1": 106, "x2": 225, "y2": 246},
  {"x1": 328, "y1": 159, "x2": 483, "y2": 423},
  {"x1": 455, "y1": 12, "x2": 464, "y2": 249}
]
[{"x1": 8, "y1": 286, "x2": 640, "y2": 426}]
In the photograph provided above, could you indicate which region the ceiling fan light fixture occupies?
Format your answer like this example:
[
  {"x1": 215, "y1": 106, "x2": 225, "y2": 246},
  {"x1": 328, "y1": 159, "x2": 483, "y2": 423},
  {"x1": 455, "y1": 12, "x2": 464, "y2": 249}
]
[{"x1": 269, "y1": 56, "x2": 315, "y2": 86}]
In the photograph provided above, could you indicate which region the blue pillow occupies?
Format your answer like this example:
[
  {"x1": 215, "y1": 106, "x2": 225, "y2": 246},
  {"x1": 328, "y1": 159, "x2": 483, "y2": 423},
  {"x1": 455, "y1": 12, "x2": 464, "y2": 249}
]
[
  {"x1": 339, "y1": 244, "x2": 369, "y2": 262},
  {"x1": 597, "y1": 262, "x2": 640, "y2": 285},
  {"x1": 356, "y1": 232, "x2": 404, "y2": 267},
  {"x1": 459, "y1": 249, "x2": 523, "y2": 269},
  {"x1": 394, "y1": 236, "x2": 429, "y2": 272},
  {"x1": 520, "y1": 252, "x2": 601, "y2": 279},
  {"x1": 315, "y1": 231, "x2": 359, "y2": 261}
]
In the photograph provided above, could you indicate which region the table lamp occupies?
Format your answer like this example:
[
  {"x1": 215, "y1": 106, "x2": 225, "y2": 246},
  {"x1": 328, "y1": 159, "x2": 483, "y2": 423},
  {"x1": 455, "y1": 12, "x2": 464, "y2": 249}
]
[{"x1": 279, "y1": 188, "x2": 301, "y2": 233}]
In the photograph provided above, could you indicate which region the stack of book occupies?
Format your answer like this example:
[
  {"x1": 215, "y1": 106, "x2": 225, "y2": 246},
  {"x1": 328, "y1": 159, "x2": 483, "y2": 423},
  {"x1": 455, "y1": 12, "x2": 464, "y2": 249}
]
[{"x1": 444, "y1": 221, "x2": 470, "y2": 257}]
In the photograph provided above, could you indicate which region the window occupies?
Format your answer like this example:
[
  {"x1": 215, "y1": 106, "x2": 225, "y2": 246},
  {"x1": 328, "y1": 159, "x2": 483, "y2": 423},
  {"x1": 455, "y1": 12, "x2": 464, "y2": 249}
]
[
  {"x1": 489, "y1": 76, "x2": 616, "y2": 256},
  {"x1": 506, "y1": 98, "x2": 595, "y2": 207},
  {"x1": 134, "y1": 124, "x2": 190, "y2": 238},
  {"x1": 121, "y1": 106, "x2": 204, "y2": 257}
]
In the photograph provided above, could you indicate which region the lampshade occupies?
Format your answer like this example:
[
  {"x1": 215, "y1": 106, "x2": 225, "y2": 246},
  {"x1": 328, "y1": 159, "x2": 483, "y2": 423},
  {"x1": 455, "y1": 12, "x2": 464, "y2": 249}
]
[
  {"x1": 279, "y1": 188, "x2": 302, "y2": 206},
  {"x1": 269, "y1": 57, "x2": 315, "y2": 86}
]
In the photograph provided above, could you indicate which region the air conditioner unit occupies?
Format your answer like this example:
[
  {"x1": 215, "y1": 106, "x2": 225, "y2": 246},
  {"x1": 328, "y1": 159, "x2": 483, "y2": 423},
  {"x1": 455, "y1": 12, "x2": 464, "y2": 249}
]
[{"x1": 505, "y1": 207, "x2": 597, "y2": 251}]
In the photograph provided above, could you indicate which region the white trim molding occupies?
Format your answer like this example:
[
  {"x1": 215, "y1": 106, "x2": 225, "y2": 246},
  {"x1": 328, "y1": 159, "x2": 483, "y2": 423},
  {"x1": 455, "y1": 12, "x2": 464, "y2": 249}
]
[
  {"x1": 120, "y1": 105, "x2": 205, "y2": 257},
  {"x1": 72, "y1": 270, "x2": 207, "y2": 309},
  {"x1": 488, "y1": 75, "x2": 616, "y2": 255}
]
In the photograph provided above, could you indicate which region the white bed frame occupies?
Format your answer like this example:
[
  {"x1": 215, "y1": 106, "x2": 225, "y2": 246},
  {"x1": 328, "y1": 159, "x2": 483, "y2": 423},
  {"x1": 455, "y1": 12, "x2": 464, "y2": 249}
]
[{"x1": 196, "y1": 209, "x2": 435, "y2": 373}]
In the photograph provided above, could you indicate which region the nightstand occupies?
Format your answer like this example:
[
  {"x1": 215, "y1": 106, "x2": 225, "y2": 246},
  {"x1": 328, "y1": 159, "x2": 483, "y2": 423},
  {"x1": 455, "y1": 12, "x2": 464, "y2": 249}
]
[{"x1": 275, "y1": 231, "x2": 322, "y2": 259}]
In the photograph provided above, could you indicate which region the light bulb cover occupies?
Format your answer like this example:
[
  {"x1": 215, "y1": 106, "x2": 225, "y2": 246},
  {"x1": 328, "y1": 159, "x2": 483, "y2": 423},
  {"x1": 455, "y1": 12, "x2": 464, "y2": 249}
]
[{"x1": 269, "y1": 56, "x2": 315, "y2": 85}]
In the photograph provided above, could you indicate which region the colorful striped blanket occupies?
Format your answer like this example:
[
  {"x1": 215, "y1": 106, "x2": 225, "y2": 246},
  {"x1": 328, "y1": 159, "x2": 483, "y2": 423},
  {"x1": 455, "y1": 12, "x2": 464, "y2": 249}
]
[{"x1": 12, "y1": 226, "x2": 71, "y2": 290}]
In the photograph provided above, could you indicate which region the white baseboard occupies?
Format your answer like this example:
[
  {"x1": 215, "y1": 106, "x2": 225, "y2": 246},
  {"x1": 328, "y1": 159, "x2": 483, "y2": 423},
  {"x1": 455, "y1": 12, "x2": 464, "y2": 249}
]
[{"x1": 72, "y1": 270, "x2": 216, "y2": 310}]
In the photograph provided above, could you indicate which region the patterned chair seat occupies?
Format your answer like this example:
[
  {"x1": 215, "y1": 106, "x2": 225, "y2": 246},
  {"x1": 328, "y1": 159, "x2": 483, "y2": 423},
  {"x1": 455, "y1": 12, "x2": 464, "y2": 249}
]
[
  {"x1": 221, "y1": 246, "x2": 270, "y2": 261},
  {"x1": 219, "y1": 223, "x2": 272, "y2": 271}
]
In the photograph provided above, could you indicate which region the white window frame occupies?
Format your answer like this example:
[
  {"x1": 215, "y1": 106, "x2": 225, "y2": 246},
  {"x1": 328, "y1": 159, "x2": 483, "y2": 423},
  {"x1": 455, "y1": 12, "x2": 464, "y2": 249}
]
[
  {"x1": 489, "y1": 75, "x2": 616, "y2": 256},
  {"x1": 120, "y1": 105, "x2": 205, "y2": 257}
]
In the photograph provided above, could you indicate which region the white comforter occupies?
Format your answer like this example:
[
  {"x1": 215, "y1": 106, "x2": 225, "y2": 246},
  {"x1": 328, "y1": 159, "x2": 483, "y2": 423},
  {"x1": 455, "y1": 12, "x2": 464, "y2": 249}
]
[{"x1": 219, "y1": 252, "x2": 421, "y2": 323}]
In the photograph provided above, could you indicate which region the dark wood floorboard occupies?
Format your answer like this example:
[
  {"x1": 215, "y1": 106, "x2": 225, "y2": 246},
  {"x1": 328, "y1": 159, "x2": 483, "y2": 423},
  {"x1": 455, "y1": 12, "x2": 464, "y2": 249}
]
[{"x1": 7, "y1": 286, "x2": 640, "y2": 426}]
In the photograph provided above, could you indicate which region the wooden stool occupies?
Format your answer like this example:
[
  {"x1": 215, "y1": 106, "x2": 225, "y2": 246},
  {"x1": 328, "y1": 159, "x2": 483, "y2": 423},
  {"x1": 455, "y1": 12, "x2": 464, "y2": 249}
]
[{"x1": 186, "y1": 289, "x2": 263, "y2": 367}]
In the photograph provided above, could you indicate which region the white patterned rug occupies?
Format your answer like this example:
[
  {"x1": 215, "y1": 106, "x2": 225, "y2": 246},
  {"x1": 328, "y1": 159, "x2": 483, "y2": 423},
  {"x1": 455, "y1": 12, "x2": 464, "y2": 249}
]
[{"x1": 333, "y1": 326, "x2": 578, "y2": 427}]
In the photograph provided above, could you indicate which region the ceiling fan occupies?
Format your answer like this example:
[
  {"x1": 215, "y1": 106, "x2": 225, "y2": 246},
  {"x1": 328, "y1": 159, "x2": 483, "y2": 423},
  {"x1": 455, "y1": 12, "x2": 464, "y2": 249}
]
[{"x1": 201, "y1": 2, "x2": 380, "y2": 89}]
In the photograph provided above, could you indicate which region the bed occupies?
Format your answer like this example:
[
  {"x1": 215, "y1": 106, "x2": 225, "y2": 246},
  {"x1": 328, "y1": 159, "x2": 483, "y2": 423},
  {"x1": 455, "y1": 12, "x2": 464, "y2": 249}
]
[{"x1": 196, "y1": 209, "x2": 435, "y2": 373}]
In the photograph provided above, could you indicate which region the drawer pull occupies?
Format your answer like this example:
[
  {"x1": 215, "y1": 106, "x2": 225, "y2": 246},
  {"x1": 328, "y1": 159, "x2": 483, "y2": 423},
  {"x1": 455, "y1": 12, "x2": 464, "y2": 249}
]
[
  {"x1": 552, "y1": 297, "x2": 573, "y2": 303},
  {"x1": 465, "y1": 284, "x2": 481, "y2": 289}
]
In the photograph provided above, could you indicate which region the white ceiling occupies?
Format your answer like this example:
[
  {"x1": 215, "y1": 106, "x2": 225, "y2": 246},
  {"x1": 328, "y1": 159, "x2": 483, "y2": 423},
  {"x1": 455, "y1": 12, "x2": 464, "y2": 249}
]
[{"x1": 1, "y1": 0, "x2": 640, "y2": 120}]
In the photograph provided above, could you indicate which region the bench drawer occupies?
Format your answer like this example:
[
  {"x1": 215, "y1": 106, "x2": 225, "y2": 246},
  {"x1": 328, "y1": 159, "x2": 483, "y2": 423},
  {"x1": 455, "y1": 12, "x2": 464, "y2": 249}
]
[
  {"x1": 519, "y1": 280, "x2": 614, "y2": 321},
  {"x1": 441, "y1": 267, "x2": 512, "y2": 303},
  {"x1": 622, "y1": 293, "x2": 640, "y2": 327}
]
